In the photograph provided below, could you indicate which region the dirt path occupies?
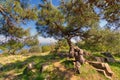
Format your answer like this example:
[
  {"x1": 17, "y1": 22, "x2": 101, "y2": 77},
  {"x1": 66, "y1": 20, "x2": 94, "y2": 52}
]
[{"x1": 53, "y1": 61, "x2": 78, "y2": 80}]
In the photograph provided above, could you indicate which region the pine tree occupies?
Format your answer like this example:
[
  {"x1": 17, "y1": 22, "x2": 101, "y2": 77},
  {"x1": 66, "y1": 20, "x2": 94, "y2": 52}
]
[{"x1": 36, "y1": 0, "x2": 99, "y2": 57}]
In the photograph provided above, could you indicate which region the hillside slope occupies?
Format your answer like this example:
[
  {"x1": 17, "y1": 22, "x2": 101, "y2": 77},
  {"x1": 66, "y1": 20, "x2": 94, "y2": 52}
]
[{"x1": 0, "y1": 53, "x2": 120, "y2": 80}]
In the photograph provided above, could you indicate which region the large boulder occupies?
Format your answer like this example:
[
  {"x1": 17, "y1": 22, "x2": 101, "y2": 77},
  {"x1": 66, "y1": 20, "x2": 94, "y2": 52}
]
[{"x1": 88, "y1": 61, "x2": 113, "y2": 79}]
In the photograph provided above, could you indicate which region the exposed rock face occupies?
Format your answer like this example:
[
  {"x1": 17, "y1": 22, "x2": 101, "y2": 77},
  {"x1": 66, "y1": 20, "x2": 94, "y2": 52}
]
[
  {"x1": 40, "y1": 63, "x2": 50, "y2": 73},
  {"x1": 88, "y1": 61, "x2": 113, "y2": 79}
]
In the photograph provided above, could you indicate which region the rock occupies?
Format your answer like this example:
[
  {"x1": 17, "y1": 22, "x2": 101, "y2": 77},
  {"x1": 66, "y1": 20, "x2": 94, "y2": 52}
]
[
  {"x1": 101, "y1": 52, "x2": 114, "y2": 58},
  {"x1": 23, "y1": 62, "x2": 35, "y2": 74},
  {"x1": 28, "y1": 62, "x2": 35, "y2": 69},
  {"x1": 58, "y1": 53, "x2": 68, "y2": 58},
  {"x1": 106, "y1": 57, "x2": 115, "y2": 63},
  {"x1": 88, "y1": 61, "x2": 113, "y2": 79},
  {"x1": 101, "y1": 52, "x2": 115, "y2": 63},
  {"x1": 40, "y1": 63, "x2": 50, "y2": 73},
  {"x1": 94, "y1": 57, "x2": 106, "y2": 62}
]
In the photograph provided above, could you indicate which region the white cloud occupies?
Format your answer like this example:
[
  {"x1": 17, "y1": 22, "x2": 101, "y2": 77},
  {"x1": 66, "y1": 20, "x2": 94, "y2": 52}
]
[
  {"x1": 0, "y1": 35, "x2": 6, "y2": 42},
  {"x1": 38, "y1": 37, "x2": 57, "y2": 44}
]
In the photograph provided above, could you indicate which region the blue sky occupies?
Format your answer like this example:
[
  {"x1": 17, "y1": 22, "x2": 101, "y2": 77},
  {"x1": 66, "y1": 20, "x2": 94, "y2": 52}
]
[
  {"x1": 30, "y1": 0, "x2": 60, "y2": 6},
  {"x1": 22, "y1": 0, "x2": 60, "y2": 44}
]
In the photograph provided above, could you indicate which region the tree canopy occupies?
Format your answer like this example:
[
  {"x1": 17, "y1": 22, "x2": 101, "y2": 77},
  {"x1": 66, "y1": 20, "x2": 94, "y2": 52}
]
[{"x1": 36, "y1": 0, "x2": 99, "y2": 40}]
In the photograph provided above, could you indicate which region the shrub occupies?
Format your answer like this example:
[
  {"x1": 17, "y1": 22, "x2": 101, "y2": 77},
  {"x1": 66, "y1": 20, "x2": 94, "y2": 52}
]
[
  {"x1": 29, "y1": 46, "x2": 42, "y2": 53},
  {"x1": 19, "y1": 49, "x2": 29, "y2": 54},
  {"x1": 42, "y1": 45, "x2": 51, "y2": 52},
  {"x1": 1, "y1": 51, "x2": 9, "y2": 56}
]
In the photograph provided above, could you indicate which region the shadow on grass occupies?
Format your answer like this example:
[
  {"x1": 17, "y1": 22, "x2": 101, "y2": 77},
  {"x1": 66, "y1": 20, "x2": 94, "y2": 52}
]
[
  {"x1": 61, "y1": 60, "x2": 74, "y2": 69},
  {"x1": 1, "y1": 53, "x2": 65, "y2": 80}
]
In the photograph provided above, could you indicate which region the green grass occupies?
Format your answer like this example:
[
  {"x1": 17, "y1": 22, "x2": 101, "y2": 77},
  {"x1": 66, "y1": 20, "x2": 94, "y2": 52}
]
[
  {"x1": 109, "y1": 62, "x2": 120, "y2": 80},
  {"x1": 79, "y1": 63, "x2": 109, "y2": 80},
  {"x1": 61, "y1": 59, "x2": 74, "y2": 69},
  {"x1": 0, "y1": 52, "x2": 120, "y2": 80}
]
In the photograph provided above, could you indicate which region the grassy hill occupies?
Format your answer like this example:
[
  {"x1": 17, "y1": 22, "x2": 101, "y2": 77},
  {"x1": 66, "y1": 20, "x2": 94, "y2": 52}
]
[{"x1": 0, "y1": 52, "x2": 120, "y2": 80}]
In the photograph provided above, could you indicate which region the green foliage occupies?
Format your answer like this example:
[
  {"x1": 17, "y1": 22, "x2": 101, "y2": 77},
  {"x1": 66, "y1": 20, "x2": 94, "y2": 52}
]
[
  {"x1": 55, "y1": 39, "x2": 69, "y2": 52},
  {"x1": 1, "y1": 51, "x2": 9, "y2": 57},
  {"x1": 88, "y1": 0, "x2": 120, "y2": 29},
  {"x1": 19, "y1": 49, "x2": 29, "y2": 54},
  {"x1": 41, "y1": 45, "x2": 51, "y2": 52},
  {"x1": 77, "y1": 28, "x2": 120, "y2": 53},
  {"x1": 109, "y1": 62, "x2": 120, "y2": 80},
  {"x1": 61, "y1": 60, "x2": 74, "y2": 69},
  {"x1": 29, "y1": 46, "x2": 42, "y2": 53},
  {"x1": 2, "y1": 39, "x2": 24, "y2": 54},
  {"x1": 36, "y1": 0, "x2": 99, "y2": 42},
  {"x1": 25, "y1": 36, "x2": 39, "y2": 47}
]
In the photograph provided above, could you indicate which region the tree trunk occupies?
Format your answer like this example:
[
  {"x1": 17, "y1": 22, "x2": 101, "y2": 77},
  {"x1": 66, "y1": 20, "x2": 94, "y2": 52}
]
[
  {"x1": 66, "y1": 37, "x2": 85, "y2": 74},
  {"x1": 66, "y1": 38, "x2": 74, "y2": 58}
]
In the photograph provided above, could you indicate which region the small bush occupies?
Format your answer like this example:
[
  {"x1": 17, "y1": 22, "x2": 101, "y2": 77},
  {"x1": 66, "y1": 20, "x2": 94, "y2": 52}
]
[
  {"x1": 42, "y1": 45, "x2": 51, "y2": 52},
  {"x1": 29, "y1": 46, "x2": 42, "y2": 53},
  {"x1": 1, "y1": 50, "x2": 9, "y2": 56},
  {"x1": 19, "y1": 49, "x2": 28, "y2": 54}
]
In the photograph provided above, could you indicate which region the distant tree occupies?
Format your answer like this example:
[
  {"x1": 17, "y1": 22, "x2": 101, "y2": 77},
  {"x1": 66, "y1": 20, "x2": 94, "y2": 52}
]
[
  {"x1": 36, "y1": 0, "x2": 99, "y2": 57},
  {"x1": 42, "y1": 45, "x2": 51, "y2": 52},
  {"x1": 55, "y1": 39, "x2": 69, "y2": 53},
  {"x1": 77, "y1": 27, "x2": 120, "y2": 53},
  {"x1": 29, "y1": 46, "x2": 42, "y2": 53},
  {"x1": 1, "y1": 31, "x2": 40, "y2": 55},
  {"x1": 24, "y1": 35, "x2": 39, "y2": 47}
]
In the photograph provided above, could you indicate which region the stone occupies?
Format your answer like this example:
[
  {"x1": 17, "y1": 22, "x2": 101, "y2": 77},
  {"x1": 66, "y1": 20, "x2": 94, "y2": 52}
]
[
  {"x1": 88, "y1": 61, "x2": 113, "y2": 79},
  {"x1": 106, "y1": 57, "x2": 115, "y2": 63},
  {"x1": 94, "y1": 57, "x2": 106, "y2": 62},
  {"x1": 27, "y1": 62, "x2": 35, "y2": 69},
  {"x1": 58, "y1": 53, "x2": 68, "y2": 58},
  {"x1": 101, "y1": 52, "x2": 114, "y2": 58},
  {"x1": 40, "y1": 63, "x2": 50, "y2": 73},
  {"x1": 23, "y1": 62, "x2": 35, "y2": 74},
  {"x1": 101, "y1": 52, "x2": 116, "y2": 63},
  {"x1": 74, "y1": 51, "x2": 85, "y2": 65}
]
